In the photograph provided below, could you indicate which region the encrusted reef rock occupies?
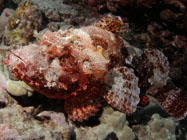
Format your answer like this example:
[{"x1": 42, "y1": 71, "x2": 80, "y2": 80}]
[
  {"x1": 0, "y1": 8, "x2": 15, "y2": 39},
  {"x1": 4, "y1": 0, "x2": 43, "y2": 45},
  {"x1": 0, "y1": 71, "x2": 18, "y2": 107},
  {"x1": 75, "y1": 107, "x2": 135, "y2": 140},
  {"x1": 0, "y1": 70, "x2": 7, "y2": 90},
  {"x1": 0, "y1": 88, "x2": 17, "y2": 108},
  {"x1": 133, "y1": 113, "x2": 176, "y2": 140},
  {"x1": 31, "y1": 0, "x2": 79, "y2": 22},
  {"x1": 0, "y1": 105, "x2": 74, "y2": 140},
  {"x1": 30, "y1": 0, "x2": 94, "y2": 30}
]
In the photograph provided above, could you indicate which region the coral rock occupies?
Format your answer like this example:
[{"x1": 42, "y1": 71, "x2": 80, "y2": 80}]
[
  {"x1": 76, "y1": 107, "x2": 135, "y2": 140},
  {"x1": 0, "y1": 124, "x2": 19, "y2": 140},
  {"x1": 0, "y1": 105, "x2": 73, "y2": 139},
  {"x1": 0, "y1": 71, "x2": 7, "y2": 90},
  {"x1": 133, "y1": 113, "x2": 176, "y2": 140},
  {"x1": 31, "y1": 0, "x2": 78, "y2": 22},
  {"x1": 0, "y1": 8, "x2": 15, "y2": 39},
  {"x1": 37, "y1": 111, "x2": 73, "y2": 132},
  {"x1": 5, "y1": 0, "x2": 43, "y2": 45}
]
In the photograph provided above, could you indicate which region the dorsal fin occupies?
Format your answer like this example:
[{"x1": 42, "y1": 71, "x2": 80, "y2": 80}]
[{"x1": 94, "y1": 14, "x2": 126, "y2": 33}]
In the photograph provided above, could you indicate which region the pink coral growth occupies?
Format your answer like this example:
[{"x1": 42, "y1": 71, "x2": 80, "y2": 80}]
[{"x1": 0, "y1": 124, "x2": 19, "y2": 139}]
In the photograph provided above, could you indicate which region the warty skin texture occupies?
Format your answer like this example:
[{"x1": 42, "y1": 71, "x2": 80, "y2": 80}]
[{"x1": 5, "y1": 24, "x2": 141, "y2": 121}]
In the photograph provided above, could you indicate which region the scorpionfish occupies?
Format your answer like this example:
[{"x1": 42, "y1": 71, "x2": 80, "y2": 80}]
[{"x1": 5, "y1": 15, "x2": 140, "y2": 121}]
